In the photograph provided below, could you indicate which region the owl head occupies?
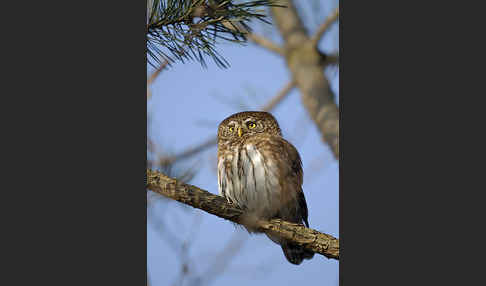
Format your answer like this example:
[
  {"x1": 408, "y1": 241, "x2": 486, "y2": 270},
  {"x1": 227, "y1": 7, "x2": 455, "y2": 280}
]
[{"x1": 217, "y1": 111, "x2": 282, "y2": 140}]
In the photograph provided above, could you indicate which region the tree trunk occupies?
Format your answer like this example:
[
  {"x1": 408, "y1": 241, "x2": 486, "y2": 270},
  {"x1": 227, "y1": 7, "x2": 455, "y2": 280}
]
[{"x1": 271, "y1": 1, "x2": 339, "y2": 159}]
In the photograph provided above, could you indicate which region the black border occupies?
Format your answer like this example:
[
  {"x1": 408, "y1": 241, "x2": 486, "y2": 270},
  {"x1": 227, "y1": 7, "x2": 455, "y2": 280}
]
[
  {"x1": 5, "y1": 1, "x2": 147, "y2": 284},
  {"x1": 340, "y1": 1, "x2": 474, "y2": 284}
]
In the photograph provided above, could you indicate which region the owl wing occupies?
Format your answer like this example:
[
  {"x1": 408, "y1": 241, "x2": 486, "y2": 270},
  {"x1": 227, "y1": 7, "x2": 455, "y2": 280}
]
[
  {"x1": 280, "y1": 138, "x2": 303, "y2": 186},
  {"x1": 256, "y1": 135, "x2": 303, "y2": 189},
  {"x1": 279, "y1": 138, "x2": 309, "y2": 227},
  {"x1": 247, "y1": 135, "x2": 308, "y2": 225}
]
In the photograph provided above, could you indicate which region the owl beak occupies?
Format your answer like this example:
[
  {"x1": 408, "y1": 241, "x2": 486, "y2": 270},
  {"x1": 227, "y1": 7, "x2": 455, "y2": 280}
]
[{"x1": 237, "y1": 127, "x2": 243, "y2": 137}]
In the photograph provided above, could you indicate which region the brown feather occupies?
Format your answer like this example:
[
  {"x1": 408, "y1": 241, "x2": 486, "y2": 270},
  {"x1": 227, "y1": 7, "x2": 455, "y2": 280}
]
[{"x1": 217, "y1": 111, "x2": 314, "y2": 265}]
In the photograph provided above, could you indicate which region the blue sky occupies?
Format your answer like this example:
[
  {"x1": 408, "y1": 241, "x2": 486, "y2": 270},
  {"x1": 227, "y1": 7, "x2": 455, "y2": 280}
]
[{"x1": 148, "y1": 2, "x2": 339, "y2": 285}]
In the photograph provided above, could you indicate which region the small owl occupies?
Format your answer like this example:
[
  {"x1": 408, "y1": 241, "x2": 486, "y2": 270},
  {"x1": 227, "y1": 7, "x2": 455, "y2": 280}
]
[{"x1": 217, "y1": 111, "x2": 314, "y2": 265}]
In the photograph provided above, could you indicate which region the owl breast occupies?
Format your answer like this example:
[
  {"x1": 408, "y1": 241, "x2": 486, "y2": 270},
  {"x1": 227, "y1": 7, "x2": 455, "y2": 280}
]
[{"x1": 218, "y1": 143, "x2": 282, "y2": 218}]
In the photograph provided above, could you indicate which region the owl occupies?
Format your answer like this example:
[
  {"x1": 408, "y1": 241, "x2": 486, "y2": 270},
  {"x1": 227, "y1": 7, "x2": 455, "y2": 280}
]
[{"x1": 217, "y1": 111, "x2": 314, "y2": 265}]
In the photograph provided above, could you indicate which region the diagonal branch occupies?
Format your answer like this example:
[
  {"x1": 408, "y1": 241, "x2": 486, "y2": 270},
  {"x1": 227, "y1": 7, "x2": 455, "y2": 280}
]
[
  {"x1": 147, "y1": 59, "x2": 169, "y2": 87},
  {"x1": 311, "y1": 7, "x2": 339, "y2": 47},
  {"x1": 158, "y1": 81, "x2": 294, "y2": 166},
  {"x1": 221, "y1": 21, "x2": 284, "y2": 55},
  {"x1": 261, "y1": 80, "x2": 294, "y2": 110},
  {"x1": 271, "y1": 1, "x2": 339, "y2": 159},
  {"x1": 147, "y1": 59, "x2": 169, "y2": 100},
  {"x1": 147, "y1": 168, "x2": 339, "y2": 260},
  {"x1": 247, "y1": 32, "x2": 284, "y2": 55},
  {"x1": 159, "y1": 137, "x2": 218, "y2": 166}
]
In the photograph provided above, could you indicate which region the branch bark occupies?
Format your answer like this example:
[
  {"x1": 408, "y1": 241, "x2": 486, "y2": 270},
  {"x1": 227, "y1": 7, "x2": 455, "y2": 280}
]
[
  {"x1": 271, "y1": 1, "x2": 339, "y2": 159},
  {"x1": 147, "y1": 168, "x2": 339, "y2": 260}
]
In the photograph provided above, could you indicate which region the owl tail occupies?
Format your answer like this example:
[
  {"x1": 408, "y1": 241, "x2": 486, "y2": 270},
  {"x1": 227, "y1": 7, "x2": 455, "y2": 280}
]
[{"x1": 281, "y1": 241, "x2": 315, "y2": 265}]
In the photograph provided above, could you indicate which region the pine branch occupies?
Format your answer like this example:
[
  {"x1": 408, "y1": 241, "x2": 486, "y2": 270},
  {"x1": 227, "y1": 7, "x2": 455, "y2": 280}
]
[
  {"x1": 147, "y1": 0, "x2": 283, "y2": 68},
  {"x1": 147, "y1": 168, "x2": 339, "y2": 260}
]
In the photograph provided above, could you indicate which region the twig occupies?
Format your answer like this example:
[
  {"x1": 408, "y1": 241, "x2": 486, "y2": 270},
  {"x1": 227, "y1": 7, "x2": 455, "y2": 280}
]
[
  {"x1": 148, "y1": 59, "x2": 169, "y2": 87},
  {"x1": 195, "y1": 233, "x2": 247, "y2": 286},
  {"x1": 324, "y1": 52, "x2": 339, "y2": 66},
  {"x1": 158, "y1": 81, "x2": 294, "y2": 165},
  {"x1": 221, "y1": 21, "x2": 284, "y2": 55},
  {"x1": 247, "y1": 33, "x2": 284, "y2": 55},
  {"x1": 147, "y1": 169, "x2": 339, "y2": 260},
  {"x1": 261, "y1": 81, "x2": 294, "y2": 111},
  {"x1": 159, "y1": 137, "x2": 218, "y2": 166},
  {"x1": 311, "y1": 8, "x2": 339, "y2": 47}
]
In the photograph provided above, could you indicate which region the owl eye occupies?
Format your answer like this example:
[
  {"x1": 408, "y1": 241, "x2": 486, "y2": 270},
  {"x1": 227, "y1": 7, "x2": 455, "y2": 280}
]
[
  {"x1": 229, "y1": 126, "x2": 235, "y2": 132},
  {"x1": 247, "y1": 122, "x2": 257, "y2": 129}
]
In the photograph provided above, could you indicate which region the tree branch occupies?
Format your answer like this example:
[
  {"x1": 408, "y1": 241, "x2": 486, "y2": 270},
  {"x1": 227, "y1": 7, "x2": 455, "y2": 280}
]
[
  {"x1": 323, "y1": 52, "x2": 339, "y2": 66},
  {"x1": 271, "y1": 1, "x2": 339, "y2": 159},
  {"x1": 247, "y1": 33, "x2": 284, "y2": 55},
  {"x1": 221, "y1": 21, "x2": 284, "y2": 55},
  {"x1": 147, "y1": 59, "x2": 169, "y2": 100},
  {"x1": 311, "y1": 8, "x2": 339, "y2": 47},
  {"x1": 147, "y1": 168, "x2": 339, "y2": 260},
  {"x1": 146, "y1": 0, "x2": 280, "y2": 67},
  {"x1": 148, "y1": 59, "x2": 169, "y2": 86},
  {"x1": 158, "y1": 81, "x2": 294, "y2": 166},
  {"x1": 159, "y1": 137, "x2": 218, "y2": 166},
  {"x1": 261, "y1": 80, "x2": 294, "y2": 111}
]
